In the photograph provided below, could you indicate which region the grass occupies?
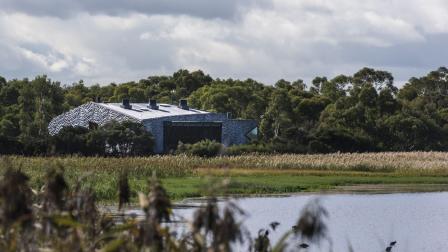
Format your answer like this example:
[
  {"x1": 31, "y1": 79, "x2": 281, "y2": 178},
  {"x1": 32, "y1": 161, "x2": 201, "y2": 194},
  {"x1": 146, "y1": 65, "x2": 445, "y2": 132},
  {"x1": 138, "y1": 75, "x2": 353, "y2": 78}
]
[
  {"x1": 3, "y1": 152, "x2": 448, "y2": 202},
  {"x1": 159, "y1": 175, "x2": 448, "y2": 200}
]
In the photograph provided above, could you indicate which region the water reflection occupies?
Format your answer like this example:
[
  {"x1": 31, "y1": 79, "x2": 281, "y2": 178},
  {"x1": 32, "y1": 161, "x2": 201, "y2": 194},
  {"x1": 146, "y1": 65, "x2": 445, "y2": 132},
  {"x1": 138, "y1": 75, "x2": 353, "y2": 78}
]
[{"x1": 105, "y1": 192, "x2": 448, "y2": 252}]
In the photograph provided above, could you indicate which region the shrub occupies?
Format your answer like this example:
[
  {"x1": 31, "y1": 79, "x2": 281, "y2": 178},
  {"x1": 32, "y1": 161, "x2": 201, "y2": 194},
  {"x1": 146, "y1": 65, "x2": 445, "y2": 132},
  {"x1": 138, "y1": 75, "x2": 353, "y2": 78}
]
[
  {"x1": 225, "y1": 143, "x2": 272, "y2": 156},
  {"x1": 309, "y1": 127, "x2": 376, "y2": 153},
  {"x1": 100, "y1": 120, "x2": 154, "y2": 156},
  {"x1": 51, "y1": 120, "x2": 154, "y2": 156},
  {"x1": 176, "y1": 140, "x2": 224, "y2": 157},
  {"x1": 51, "y1": 126, "x2": 90, "y2": 155}
]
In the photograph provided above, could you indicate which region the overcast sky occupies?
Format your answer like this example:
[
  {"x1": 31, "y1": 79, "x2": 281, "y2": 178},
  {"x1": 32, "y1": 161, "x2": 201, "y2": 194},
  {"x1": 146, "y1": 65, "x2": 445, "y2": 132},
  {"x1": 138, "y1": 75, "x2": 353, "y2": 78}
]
[{"x1": 1, "y1": 0, "x2": 448, "y2": 86}]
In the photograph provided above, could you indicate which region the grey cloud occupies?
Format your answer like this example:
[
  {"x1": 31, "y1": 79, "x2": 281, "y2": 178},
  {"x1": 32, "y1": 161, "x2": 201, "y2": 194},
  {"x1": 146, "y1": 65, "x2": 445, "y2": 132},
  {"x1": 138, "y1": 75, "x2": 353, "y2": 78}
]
[
  {"x1": 0, "y1": 42, "x2": 42, "y2": 77},
  {"x1": 0, "y1": 0, "x2": 262, "y2": 19},
  {"x1": 0, "y1": 0, "x2": 447, "y2": 87},
  {"x1": 316, "y1": 34, "x2": 448, "y2": 81}
]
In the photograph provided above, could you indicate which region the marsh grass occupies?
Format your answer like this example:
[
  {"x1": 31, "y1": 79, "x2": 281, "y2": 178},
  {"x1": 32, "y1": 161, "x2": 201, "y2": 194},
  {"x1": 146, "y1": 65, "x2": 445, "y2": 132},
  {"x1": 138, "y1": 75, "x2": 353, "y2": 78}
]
[
  {"x1": 0, "y1": 158, "x2": 414, "y2": 251},
  {"x1": 3, "y1": 152, "x2": 448, "y2": 202},
  {"x1": 8, "y1": 152, "x2": 448, "y2": 174}
]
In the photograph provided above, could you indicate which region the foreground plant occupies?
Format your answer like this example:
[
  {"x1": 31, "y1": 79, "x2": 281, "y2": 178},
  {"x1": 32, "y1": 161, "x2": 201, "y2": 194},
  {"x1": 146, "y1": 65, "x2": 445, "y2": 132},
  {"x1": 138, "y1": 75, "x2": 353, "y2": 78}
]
[{"x1": 0, "y1": 159, "x2": 396, "y2": 251}]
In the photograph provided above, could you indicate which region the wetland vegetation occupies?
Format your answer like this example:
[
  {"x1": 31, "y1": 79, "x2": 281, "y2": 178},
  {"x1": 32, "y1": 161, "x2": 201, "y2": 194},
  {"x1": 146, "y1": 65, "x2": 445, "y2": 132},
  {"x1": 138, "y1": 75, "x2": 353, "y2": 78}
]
[
  {"x1": 4, "y1": 152, "x2": 448, "y2": 202},
  {"x1": 0, "y1": 158, "x2": 405, "y2": 252}
]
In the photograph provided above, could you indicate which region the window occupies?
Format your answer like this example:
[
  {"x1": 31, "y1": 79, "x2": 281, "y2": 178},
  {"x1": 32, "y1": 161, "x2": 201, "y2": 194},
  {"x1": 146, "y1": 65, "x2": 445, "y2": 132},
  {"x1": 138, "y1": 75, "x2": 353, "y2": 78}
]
[{"x1": 245, "y1": 127, "x2": 258, "y2": 141}]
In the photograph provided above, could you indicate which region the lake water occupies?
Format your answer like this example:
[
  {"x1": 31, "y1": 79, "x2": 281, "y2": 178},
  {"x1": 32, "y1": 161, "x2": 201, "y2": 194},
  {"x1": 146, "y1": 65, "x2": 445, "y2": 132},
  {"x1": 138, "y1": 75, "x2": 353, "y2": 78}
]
[{"x1": 153, "y1": 192, "x2": 448, "y2": 252}]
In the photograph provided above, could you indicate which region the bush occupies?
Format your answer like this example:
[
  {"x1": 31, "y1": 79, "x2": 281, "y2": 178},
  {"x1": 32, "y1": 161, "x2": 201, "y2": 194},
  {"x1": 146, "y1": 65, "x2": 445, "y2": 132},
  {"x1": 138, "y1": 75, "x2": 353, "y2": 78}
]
[
  {"x1": 225, "y1": 143, "x2": 272, "y2": 156},
  {"x1": 100, "y1": 121, "x2": 154, "y2": 156},
  {"x1": 176, "y1": 140, "x2": 224, "y2": 157},
  {"x1": 51, "y1": 121, "x2": 154, "y2": 156},
  {"x1": 51, "y1": 126, "x2": 90, "y2": 155},
  {"x1": 309, "y1": 127, "x2": 376, "y2": 153}
]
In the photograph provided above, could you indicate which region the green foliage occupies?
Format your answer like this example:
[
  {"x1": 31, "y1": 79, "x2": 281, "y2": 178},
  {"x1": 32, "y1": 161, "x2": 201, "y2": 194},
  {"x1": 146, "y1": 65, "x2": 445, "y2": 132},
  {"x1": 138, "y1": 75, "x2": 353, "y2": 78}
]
[
  {"x1": 381, "y1": 112, "x2": 446, "y2": 151},
  {"x1": 176, "y1": 139, "x2": 224, "y2": 157},
  {"x1": 189, "y1": 78, "x2": 270, "y2": 120},
  {"x1": 51, "y1": 126, "x2": 90, "y2": 155},
  {"x1": 225, "y1": 143, "x2": 272, "y2": 155},
  {"x1": 3, "y1": 153, "x2": 448, "y2": 203},
  {"x1": 3, "y1": 66, "x2": 448, "y2": 155},
  {"x1": 101, "y1": 120, "x2": 154, "y2": 156},
  {"x1": 309, "y1": 127, "x2": 375, "y2": 153},
  {"x1": 52, "y1": 121, "x2": 154, "y2": 156}
]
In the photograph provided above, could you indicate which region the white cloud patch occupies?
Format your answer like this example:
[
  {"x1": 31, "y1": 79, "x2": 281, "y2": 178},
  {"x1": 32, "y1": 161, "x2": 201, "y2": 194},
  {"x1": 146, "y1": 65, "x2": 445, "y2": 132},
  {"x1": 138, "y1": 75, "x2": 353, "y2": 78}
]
[{"x1": 0, "y1": 0, "x2": 447, "y2": 85}]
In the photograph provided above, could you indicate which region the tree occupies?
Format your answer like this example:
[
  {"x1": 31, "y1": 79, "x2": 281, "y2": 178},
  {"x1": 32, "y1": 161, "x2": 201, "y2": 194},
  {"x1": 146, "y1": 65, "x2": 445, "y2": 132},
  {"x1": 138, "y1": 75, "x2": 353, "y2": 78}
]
[
  {"x1": 63, "y1": 81, "x2": 90, "y2": 108},
  {"x1": 101, "y1": 121, "x2": 154, "y2": 156},
  {"x1": 51, "y1": 121, "x2": 154, "y2": 156},
  {"x1": 381, "y1": 112, "x2": 447, "y2": 151},
  {"x1": 0, "y1": 119, "x2": 22, "y2": 154},
  {"x1": 309, "y1": 127, "x2": 375, "y2": 153},
  {"x1": 0, "y1": 76, "x2": 6, "y2": 87},
  {"x1": 3, "y1": 67, "x2": 448, "y2": 155},
  {"x1": 189, "y1": 78, "x2": 270, "y2": 120},
  {"x1": 16, "y1": 76, "x2": 65, "y2": 155},
  {"x1": 51, "y1": 126, "x2": 90, "y2": 155},
  {"x1": 312, "y1": 75, "x2": 349, "y2": 101},
  {"x1": 296, "y1": 96, "x2": 330, "y2": 123},
  {"x1": 377, "y1": 89, "x2": 399, "y2": 115},
  {"x1": 260, "y1": 89, "x2": 292, "y2": 140},
  {"x1": 129, "y1": 87, "x2": 146, "y2": 102},
  {"x1": 352, "y1": 67, "x2": 397, "y2": 94},
  {"x1": 358, "y1": 84, "x2": 378, "y2": 107}
]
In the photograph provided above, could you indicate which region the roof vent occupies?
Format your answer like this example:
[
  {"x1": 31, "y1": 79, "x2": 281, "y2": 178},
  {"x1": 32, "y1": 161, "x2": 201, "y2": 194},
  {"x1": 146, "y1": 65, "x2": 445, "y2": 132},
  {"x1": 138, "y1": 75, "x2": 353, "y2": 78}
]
[
  {"x1": 148, "y1": 99, "x2": 159, "y2": 110},
  {"x1": 179, "y1": 99, "x2": 189, "y2": 110},
  {"x1": 121, "y1": 99, "x2": 132, "y2": 109}
]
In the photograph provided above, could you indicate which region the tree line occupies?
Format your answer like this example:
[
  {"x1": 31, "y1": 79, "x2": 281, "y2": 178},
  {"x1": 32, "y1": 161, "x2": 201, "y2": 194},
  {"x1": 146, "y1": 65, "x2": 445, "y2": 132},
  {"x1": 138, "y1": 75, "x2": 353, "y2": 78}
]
[{"x1": 1, "y1": 67, "x2": 448, "y2": 155}]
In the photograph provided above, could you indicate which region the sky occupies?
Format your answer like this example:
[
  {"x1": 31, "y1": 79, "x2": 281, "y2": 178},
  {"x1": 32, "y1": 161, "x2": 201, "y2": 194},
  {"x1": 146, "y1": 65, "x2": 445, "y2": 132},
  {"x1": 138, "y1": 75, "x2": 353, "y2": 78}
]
[{"x1": 1, "y1": 0, "x2": 448, "y2": 86}]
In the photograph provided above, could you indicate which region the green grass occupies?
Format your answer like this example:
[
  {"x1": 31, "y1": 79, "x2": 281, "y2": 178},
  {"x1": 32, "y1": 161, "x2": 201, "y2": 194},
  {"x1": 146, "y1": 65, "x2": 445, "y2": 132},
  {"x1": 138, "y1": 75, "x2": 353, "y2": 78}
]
[
  {"x1": 159, "y1": 175, "x2": 448, "y2": 200},
  {"x1": 95, "y1": 174, "x2": 448, "y2": 202},
  {"x1": 3, "y1": 154, "x2": 448, "y2": 203}
]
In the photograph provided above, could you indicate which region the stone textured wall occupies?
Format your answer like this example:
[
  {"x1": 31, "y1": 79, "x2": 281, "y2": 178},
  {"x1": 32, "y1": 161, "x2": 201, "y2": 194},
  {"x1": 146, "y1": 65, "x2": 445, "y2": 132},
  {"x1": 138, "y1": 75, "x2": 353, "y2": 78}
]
[
  {"x1": 222, "y1": 119, "x2": 258, "y2": 146},
  {"x1": 143, "y1": 114, "x2": 257, "y2": 153},
  {"x1": 48, "y1": 102, "x2": 137, "y2": 135},
  {"x1": 48, "y1": 102, "x2": 257, "y2": 153}
]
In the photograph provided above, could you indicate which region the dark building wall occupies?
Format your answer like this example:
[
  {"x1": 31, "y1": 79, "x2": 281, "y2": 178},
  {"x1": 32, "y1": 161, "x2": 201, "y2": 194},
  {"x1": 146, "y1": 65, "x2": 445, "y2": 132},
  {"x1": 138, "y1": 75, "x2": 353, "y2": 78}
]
[
  {"x1": 143, "y1": 113, "x2": 226, "y2": 153},
  {"x1": 163, "y1": 121, "x2": 223, "y2": 152},
  {"x1": 143, "y1": 114, "x2": 257, "y2": 153}
]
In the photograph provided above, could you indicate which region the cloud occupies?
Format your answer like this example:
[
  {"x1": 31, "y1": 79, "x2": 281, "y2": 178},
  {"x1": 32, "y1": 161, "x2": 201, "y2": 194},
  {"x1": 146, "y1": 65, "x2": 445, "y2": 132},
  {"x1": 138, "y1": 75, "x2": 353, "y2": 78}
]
[
  {"x1": 0, "y1": 0, "x2": 447, "y2": 86},
  {"x1": 0, "y1": 0, "x2": 255, "y2": 20}
]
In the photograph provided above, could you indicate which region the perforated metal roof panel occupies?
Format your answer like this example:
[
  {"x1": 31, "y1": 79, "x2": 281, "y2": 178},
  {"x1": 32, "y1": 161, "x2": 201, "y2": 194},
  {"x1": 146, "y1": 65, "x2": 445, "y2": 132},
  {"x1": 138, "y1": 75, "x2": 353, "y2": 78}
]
[{"x1": 97, "y1": 103, "x2": 210, "y2": 120}]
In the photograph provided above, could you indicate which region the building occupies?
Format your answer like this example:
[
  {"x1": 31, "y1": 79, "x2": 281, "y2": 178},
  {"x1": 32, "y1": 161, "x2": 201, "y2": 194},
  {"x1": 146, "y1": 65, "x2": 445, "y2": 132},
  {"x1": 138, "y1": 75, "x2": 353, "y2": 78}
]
[{"x1": 48, "y1": 99, "x2": 258, "y2": 153}]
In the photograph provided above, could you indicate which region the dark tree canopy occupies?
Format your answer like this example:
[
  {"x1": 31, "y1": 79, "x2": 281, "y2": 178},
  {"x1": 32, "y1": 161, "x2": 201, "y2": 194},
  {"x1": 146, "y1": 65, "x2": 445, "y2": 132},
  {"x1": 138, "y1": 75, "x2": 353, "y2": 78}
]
[
  {"x1": 1, "y1": 66, "x2": 448, "y2": 156},
  {"x1": 51, "y1": 121, "x2": 154, "y2": 156}
]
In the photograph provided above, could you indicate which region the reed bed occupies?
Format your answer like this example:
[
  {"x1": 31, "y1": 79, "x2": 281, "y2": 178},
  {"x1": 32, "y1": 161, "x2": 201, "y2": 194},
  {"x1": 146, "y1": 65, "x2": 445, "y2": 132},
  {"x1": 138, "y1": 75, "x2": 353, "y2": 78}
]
[
  {"x1": 3, "y1": 152, "x2": 448, "y2": 202},
  {"x1": 6, "y1": 152, "x2": 448, "y2": 176},
  {"x1": 206, "y1": 152, "x2": 448, "y2": 175}
]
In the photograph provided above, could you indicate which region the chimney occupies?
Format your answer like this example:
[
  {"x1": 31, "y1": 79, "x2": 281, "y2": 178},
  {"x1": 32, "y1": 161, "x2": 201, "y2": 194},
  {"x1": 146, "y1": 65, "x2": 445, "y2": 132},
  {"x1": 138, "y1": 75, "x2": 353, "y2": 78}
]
[
  {"x1": 121, "y1": 98, "x2": 132, "y2": 109},
  {"x1": 179, "y1": 99, "x2": 189, "y2": 110},
  {"x1": 148, "y1": 99, "x2": 159, "y2": 110}
]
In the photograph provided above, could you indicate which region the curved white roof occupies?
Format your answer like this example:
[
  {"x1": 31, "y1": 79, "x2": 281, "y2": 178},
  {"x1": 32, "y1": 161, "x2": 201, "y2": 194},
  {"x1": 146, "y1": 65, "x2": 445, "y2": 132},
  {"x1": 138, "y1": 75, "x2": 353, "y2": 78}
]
[{"x1": 98, "y1": 103, "x2": 211, "y2": 120}]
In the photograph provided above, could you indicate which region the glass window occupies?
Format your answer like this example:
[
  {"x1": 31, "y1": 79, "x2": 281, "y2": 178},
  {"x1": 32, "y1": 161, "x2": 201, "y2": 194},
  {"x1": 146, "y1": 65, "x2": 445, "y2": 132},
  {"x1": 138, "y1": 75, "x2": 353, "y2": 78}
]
[{"x1": 245, "y1": 127, "x2": 258, "y2": 141}]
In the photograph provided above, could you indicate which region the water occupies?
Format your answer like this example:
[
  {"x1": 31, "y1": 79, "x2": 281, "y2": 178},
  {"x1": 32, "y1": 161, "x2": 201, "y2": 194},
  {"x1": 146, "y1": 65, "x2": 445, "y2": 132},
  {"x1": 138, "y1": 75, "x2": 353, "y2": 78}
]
[{"x1": 124, "y1": 192, "x2": 448, "y2": 252}]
